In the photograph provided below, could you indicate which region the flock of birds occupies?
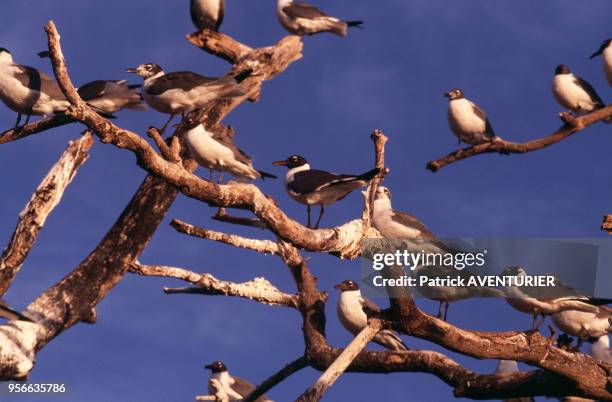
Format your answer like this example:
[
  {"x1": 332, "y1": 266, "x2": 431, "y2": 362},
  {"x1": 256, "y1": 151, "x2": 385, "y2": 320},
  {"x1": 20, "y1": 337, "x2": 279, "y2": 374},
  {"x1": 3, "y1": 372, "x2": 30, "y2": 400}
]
[{"x1": 0, "y1": 0, "x2": 610, "y2": 400}]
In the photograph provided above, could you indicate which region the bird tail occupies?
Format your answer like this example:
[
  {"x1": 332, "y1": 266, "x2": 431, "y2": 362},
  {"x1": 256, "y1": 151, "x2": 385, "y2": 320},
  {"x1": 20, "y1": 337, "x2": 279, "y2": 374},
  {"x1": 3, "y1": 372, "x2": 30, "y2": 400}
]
[
  {"x1": 257, "y1": 170, "x2": 277, "y2": 180},
  {"x1": 346, "y1": 20, "x2": 364, "y2": 29},
  {"x1": 358, "y1": 167, "x2": 382, "y2": 182},
  {"x1": 86, "y1": 104, "x2": 117, "y2": 119},
  {"x1": 478, "y1": 287, "x2": 505, "y2": 298},
  {"x1": 376, "y1": 330, "x2": 408, "y2": 351}
]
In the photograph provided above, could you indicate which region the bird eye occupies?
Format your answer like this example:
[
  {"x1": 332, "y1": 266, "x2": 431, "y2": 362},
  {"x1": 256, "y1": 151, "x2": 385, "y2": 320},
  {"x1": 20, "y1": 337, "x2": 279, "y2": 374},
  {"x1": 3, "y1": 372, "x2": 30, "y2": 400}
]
[{"x1": 145, "y1": 65, "x2": 152, "y2": 70}]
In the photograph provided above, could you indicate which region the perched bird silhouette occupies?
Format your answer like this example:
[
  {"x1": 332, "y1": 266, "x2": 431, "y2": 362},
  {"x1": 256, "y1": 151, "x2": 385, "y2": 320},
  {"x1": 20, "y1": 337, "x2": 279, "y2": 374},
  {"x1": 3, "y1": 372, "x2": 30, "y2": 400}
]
[
  {"x1": 276, "y1": 0, "x2": 363, "y2": 37},
  {"x1": 190, "y1": 0, "x2": 225, "y2": 31},
  {"x1": 590, "y1": 38, "x2": 612, "y2": 87},
  {"x1": 445, "y1": 88, "x2": 498, "y2": 147},
  {"x1": 204, "y1": 361, "x2": 273, "y2": 402},
  {"x1": 552, "y1": 65, "x2": 609, "y2": 122}
]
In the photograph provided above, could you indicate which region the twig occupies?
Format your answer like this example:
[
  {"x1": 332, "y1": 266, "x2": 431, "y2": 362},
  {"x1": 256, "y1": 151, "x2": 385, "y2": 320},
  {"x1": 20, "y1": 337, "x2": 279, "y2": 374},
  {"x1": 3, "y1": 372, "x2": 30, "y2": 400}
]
[
  {"x1": 130, "y1": 262, "x2": 298, "y2": 308},
  {"x1": 427, "y1": 107, "x2": 612, "y2": 172},
  {"x1": 187, "y1": 29, "x2": 253, "y2": 64},
  {"x1": 147, "y1": 127, "x2": 180, "y2": 162},
  {"x1": 0, "y1": 132, "x2": 94, "y2": 296},
  {"x1": 212, "y1": 208, "x2": 268, "y2": 229},
  {"x1": 243, "y1": 356, "x2": 309, "y2": 402},
  {"x1": 363, "y1": 129, "x2": 389, "y2": 227},
  {"x1": 170, "y1": 219, "x2": 278, "y2": 254},
  {"x1": 0, "y1": 114, "x2": 74, "y2": 145},
  {"x1": 296, "y1": 320, "x2": 383, "y2": 402}
]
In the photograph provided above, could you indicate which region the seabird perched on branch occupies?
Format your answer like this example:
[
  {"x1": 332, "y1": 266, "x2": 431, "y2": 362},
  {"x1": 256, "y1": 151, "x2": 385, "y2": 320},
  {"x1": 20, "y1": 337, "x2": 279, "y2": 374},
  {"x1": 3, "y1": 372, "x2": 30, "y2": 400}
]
[
  {"x1": 552, "y1": 306, "x2": 611, "y2": 340},
  {"x1": 183, "y1": 119, "x2": 276, "y2": 183},
  {"x1": 552, "y1": 65, "x2": 609, "y2": 120},
  {"x1": 335, "y1": 280, "x2": 408, "y2": 351},
  {"x1": 276, "y1": 0, "x2": 363, "y2": 37},
  {"x1": 126, "y1": 63, "x2": 251, "y2": 132},
  {"x1": 273, "y1": 155, "x2": 380, "y2": 229},
  {"x1": 0, "y1": 300, "x2": 32, "y2": 322},
  {"x1": 501, "y1": 266, "x2": 612, "y2": 331},
  {"x1": 0, "y1": 47, "x2": 70, "y2": 127},
  {"x1": 493, "y1": 361, "x2": 535, "y2": 402},
  {"x1": 204, "y1": 361, "x2": 273, "y2": 402},
  {"x1": 590, "y1": 38, "x2": 612, "y2": 87},
  {"x1": 372, "y1": 186, "x2": 502, "y2": 321},
  {"x1": 191, "y1": 0, "x2": 225, "y2": 31},
  {"x1": 37, "y1": 50, "x2": 145, "y2": 115},
  {"x1": 589, "y1": 335, "x2": 611, "y2": 364},
  {"x1": 445, "y1": 88, "x2": 499, "y2": 147}
]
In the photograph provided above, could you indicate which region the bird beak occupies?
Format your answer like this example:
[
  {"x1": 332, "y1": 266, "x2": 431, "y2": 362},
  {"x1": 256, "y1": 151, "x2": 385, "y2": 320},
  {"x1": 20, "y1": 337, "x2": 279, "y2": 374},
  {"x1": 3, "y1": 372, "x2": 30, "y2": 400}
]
[
  {"x1": 443, "y1": 92, "x2": 451, "y2": 98},
  {"x1": 272, "y1": 160, "x2": 288, "y2": 166},
  {"x1": 125, "y1": 68, "x2": 138, "y2": 73},
  {"x1": 204, "y1": 364, "x2": 213, "y2": 370},
  {"x1": 37, "y1": 50, "x2": 50, "y2": 58},
  {"x1": 333, "y1": 284, "x2": 343, "y2": 290},
  {"x1": 590, "y1": 48, "x2": 603, "y2": 59}
]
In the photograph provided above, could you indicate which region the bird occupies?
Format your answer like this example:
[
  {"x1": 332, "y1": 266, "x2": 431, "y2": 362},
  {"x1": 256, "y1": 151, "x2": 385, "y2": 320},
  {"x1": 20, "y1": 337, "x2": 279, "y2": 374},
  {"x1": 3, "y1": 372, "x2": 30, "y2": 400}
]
[
  {"x1": 493, "y1": 360, "x2": 535, "y2": 402},
  {"x1": 590, "y1": 38, "x2": 612, "y2": 87},
  {"x1": 371, "y1": 185, "x2": 503, "y2": 320},
  {"x1": 126, "y1": 63, "x2": 251, "y2": 132},
  {"x1": 552, "y1": 306, "x2": 611, "y2": 340},
  {"x1": 501, "y1": 266, "x2": 611, "y2": 332},
  {"x1": 276, "y1": 0, "x2": 363, "y2": 37},
  {"x1": 0, "y1": 47, "x2": 70, "y2": 127},
  {"x1": 272, "y1": 155, "x2": 380, "y2": 229},
  {"x1": 445, "y1": 88, "x2": 498, "y2": 147},
  {"x1": 37, "y1": 50, "x2": 145, "y2": 114},
  {"x1": 589, "y1": 335, "x2": 611, "y2": 364},
  {"x1": 552, "y1": 65, "x2": 608, "y2": 117},
  {"x1": 334, "y1": 280, "x2": 408, "y2": 351},
  {"x1": 183, "y1": 119, "x2": 276, "y2": 183},
  {"x1": 204, "y1": 361, "x2": 272, "y2": 402},
  {"x1": 190, "y1": 0, "x2": 224, "y2": 31},
  {"x1": 0, "y1": 300, "x2": 32, "y2": 322}
]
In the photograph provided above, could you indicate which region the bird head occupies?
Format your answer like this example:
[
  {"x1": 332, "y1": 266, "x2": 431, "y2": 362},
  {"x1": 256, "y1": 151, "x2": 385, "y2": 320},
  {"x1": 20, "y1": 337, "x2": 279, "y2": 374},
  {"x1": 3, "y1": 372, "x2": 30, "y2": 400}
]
[
  {"x1": 125, "y1": 63, "x2": 163, "y2": 79},
  {"x1": 444, "y1": 88, "x2": 464, "y2": 101},
  {"x1": 0, "y1": 48, "x2": 13, "y2": 64},
  {"x1": 555, "y1": 64, "x2": 571, "y2": 75},
  {"x1": 181, "y1": 115, "x2": 202, "y2": 131},
  {"x1": 273, "y1": 155, "x2": 308, "y2": 169},
  {"x1": 500, "y1": 266, "x2": 526, "y2": 277},
  {"x1": 375, "y1": 186, "x2": 392, "y2": 201},
  {"x1": 590, "y1": 39, "x2": 612, "y2": 59},
  {"x1": 204, "y1": 361, "x2": 228, "y2": 373},
  {"x1": 334, "y1": 280, "x2": 360, "y2": 292}
]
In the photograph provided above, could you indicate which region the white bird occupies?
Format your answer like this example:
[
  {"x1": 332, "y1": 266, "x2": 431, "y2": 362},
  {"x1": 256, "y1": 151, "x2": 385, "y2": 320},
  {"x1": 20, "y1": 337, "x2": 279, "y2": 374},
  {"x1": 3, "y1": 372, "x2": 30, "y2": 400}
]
[
  {"x1": 204, "y1": 361, "x2": 273, "y2": 402},
  {"x1": 276, "y1": 0, "x2": 363, "y2": 37},
  {"x1": 589, "y1": 335, "x2": 611, "y2": 364},
  {"x1": 334, "y1": 280, "x2": 408, "y2": 351},
  {"x1": 126, "y1": 63, "x2": 251, "y2": 132},
  {"x1": 590, "y1": 38, "x2": 612, "y2": 87},
  {"x1": 273, "y1": 155, "x2": 380, "y2": 229},
  {"x1": 190, "y1": 0, "x2": 224, "y2": 31},
  {"x1": 552, "y1": 307, "x2": 611, "y2": 340},
  {"x1": 0, "y1": 47, "x2": 69, "y2": 127},
  {"x1": 501, "y1": 266, "x2": 611, "y2": 331},
  {"x1": 493, "y1": 360, "x2": 535, "y2": 402},
  {"x1": 552, "y1": 64, "x2": 608, "y2": 117},
  {"x1": 445, "y1": 88, "x2": 499, "y2": 147},
  {"x1": 372, "y1": 186, "x2": 503, "y2": 321},
  {"x1": 183, "y1": 120, "x2": 276, "y2": 183},
  {"x1": 0, "y1": 300, "x2": 32, "y2": 322}
]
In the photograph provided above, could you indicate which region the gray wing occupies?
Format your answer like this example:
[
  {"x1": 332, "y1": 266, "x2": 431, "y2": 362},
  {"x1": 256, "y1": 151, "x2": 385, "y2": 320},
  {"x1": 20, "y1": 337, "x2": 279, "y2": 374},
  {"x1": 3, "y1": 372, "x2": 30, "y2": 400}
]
[
  {"x1": 146, "y1": 71, "x2": 218, "y2": 95},
  {"x1": 391, "y1": 210, "x2": 436, "y2": 240},
  {"x1": 211, "y1": 130, "x2": 253, "y2": 166},
  {"x1": 359, "y1": 297, "x2": 381, "y2": 315},
  {"x1": 470, "y1": 102, "x2": 495, "y2": 137},
  {"x1": 216, "y1": 0, "x2": 224, "y2": 31},
  {"x1": 574, "y1": 76, "x2": 605, "y2": 107},
  {"x1": 14, "y1": 65, "x2": 66, "y2": 100},
  {"x1": 283, "y1": 2, "x2": 329, "y2": 19},
  {"x1": 232, "y1": 376, "x2": 272, "y2": 401},
  {"x1": 518, "y1": 275, "x2": 589, "y2": 301}
]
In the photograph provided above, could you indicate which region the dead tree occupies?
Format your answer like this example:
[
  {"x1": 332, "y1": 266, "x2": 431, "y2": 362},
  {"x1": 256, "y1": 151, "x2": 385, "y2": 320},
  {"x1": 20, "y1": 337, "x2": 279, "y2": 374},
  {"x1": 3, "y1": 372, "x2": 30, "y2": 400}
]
[{"x1": 0, "y1": 20, "x2": 610, "y2": 402}]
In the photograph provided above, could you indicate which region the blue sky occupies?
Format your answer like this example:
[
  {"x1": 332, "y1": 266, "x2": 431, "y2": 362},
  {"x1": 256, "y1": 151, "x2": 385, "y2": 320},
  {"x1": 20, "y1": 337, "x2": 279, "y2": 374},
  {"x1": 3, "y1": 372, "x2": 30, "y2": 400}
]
[{"x1": 1, "y1": 1, "x2": 611, "y2": 401}]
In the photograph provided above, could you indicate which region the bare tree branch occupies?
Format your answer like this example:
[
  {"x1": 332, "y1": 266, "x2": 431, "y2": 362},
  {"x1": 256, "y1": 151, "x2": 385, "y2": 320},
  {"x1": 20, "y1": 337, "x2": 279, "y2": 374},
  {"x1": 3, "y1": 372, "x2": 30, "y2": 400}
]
[
  {"x1": 130, "y1": 261, "x2": 298, "y2": 308},
  {"x1": 0, "y1": 114, "x2": 74, "y2": 145},
  {"x1": 243, "y1": 356, "x2": 309, "y2": 402},
  {"x1": 296, "y1": 320, "x2": 384, "y2": 402},
  {"x1": 212, "y1": 208, "x2": 268, "y2": 230},
  {"x1": 171, "y1": 219, "x2": 279, "y2": 255},
  {"x1": 427, "y1": 107, "x2": 612, "y2": 172},
  {"x1": 0, "y1": 132, "x2": 93, "y2": 296}
]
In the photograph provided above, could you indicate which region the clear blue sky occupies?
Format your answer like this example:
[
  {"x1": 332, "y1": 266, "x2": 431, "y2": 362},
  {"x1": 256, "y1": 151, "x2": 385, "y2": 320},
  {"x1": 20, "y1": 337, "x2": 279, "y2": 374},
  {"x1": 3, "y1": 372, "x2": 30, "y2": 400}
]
[{"x1": 1, "y1": 1, "x2": 611, "y2": 401}]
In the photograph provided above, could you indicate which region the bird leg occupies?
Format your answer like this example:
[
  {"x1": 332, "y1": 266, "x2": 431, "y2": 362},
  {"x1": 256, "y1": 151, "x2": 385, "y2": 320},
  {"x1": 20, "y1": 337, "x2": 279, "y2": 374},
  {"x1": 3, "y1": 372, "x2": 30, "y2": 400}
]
[
  {"x1": 209, "y1": 169, "x2": 214, "y2": 182},
  {"x1": 443, "y1": 302, "x2": 450, "y2": 321},
  {"x1": 159, "y1": 114, "x2": 176, "y2": 134},
  {"x1": 217, "y1": 168, "x2": 225, "y2": 184},
  {"x1": 436, "y1": 301, "x2": 444, "y2": 319},
  {"x1": 24, "y1": 112, "x2": 32, "y2": 126},
  {"x1": 306, "y1": 205, "x2": 312, "y2": 228},
  {"x1": 14, "y1": 113, "x2": 22, "y2": 128},
  {"x1": 313, "y1": 205, "x2": 325, "y2": 229}
]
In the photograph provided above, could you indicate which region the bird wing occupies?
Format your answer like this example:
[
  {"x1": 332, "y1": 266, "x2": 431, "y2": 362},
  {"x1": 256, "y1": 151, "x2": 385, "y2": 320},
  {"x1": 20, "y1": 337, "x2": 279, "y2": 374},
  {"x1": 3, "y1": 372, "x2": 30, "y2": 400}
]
[
  {"x1": 288, "y1": 169, "x2": 359, "y2": 195},
  {"x1": 13, "y1": 65, "x2": 66, "y2": 100},
  {"x1": 210, "y1": 130, "x2": 254, "y2": 166},
  {"x1": 470, "y1": 101, "x2": 495, "y2": 137},
  {"x1": 146, "y1": 71, "x2": 218, "y2": 95},
  {"x1": 390, "y1": 211, "x2": 436, "y2": 240},
  {"x1": 283, "y1": 2, "x2": 329, "y2": 19},
  {"x1": 77, "y1": 80, "x2": 112, "y2": 101},
  {"x1": 231, "y1": 376, "x2": 273, "y2": 401},
  {"x1": 359, "y1": 296, "x2": 381, "y2": 315},
  {"x1": 217, "y1": 0, "x2": 225, "y2": 31},
  {"x1": 573, "y1": 76, "x2": 605, "y2": 107}
]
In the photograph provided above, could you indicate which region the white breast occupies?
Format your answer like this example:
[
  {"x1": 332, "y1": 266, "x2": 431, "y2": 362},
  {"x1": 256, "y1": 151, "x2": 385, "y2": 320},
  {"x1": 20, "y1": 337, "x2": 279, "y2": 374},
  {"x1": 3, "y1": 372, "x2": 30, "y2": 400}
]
[
  {"x1": 448, "y1": 99, "x2": 486, "y2": 136},
  {"x1": 185, "y1": 126, "x2": 234, "y2": 169},
  {"x1": 552, "y1": 74, "x2": 598, "y2": 112},
  {"x1": 210, "y1": 372, "x2": 243, "y2": 400},
  {"x1": 603, "y1": 46, "x2": 612, "y2": 86},
  {"x1": 337, "y1": 291, "x2": 367, "y2": 334},
  {"x1": 372, "y1": 201, "x2": 422, "y2": 239}
]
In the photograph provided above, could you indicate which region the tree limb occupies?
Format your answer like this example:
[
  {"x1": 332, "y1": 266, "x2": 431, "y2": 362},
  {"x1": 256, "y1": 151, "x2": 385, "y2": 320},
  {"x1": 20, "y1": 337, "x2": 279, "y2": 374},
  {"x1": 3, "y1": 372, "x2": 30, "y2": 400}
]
[
  {"x1": 0, "y1": 114, "x2": 74, "y2": 145},
  {"x1": 427, "y1": 107, "x2": 612, "y2": 172},
  {"x1": 130, "y1": 261, "x2": 298, "y2": 308},
  {"x1": 187, "y1": 29, "x2": 253, "y2": 64},
  {"x1": 0, "y1": 132, "x2": 94, "y2": 296},
  {"x1": 243, "y1": 356, "x2": 309, "y2": 402}
]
